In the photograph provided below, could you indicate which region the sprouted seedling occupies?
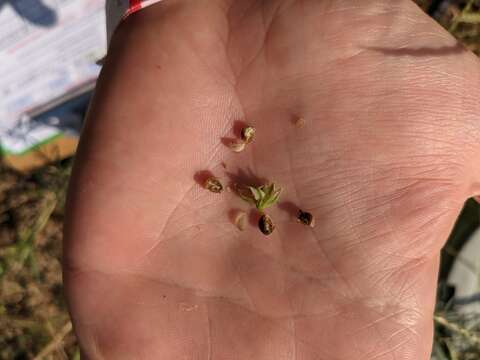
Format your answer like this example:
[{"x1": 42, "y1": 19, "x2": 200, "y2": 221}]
[
  {"x1": 238, "y1": 183, "x2": 282, "y2": 236},
  {"x1": 238, "y1": 183, "x2": 282, "y2": 212}
]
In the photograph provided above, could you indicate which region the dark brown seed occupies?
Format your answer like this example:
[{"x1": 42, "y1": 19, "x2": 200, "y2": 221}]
[
  {"x1": 204, "y1": 177, "x2": 223, "y2": 193},
  {"x1": 298, "y1": 210, "x2": 315, "y2": 227},
  {"x1": 258, "y1": 214, "x2": 275, "y2": 236},
  {"x1": 241, "y1": 126, "x2": 256, "y2": 144}
]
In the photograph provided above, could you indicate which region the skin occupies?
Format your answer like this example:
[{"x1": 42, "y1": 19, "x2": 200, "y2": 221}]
[{"x1": 64, "y1": 0, "x2": 480, "y2": 359}]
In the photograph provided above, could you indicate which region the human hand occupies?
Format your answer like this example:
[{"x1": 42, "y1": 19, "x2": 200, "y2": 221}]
[{"x1": 64, "y1": 1, "x2": 480, "y2": 359}]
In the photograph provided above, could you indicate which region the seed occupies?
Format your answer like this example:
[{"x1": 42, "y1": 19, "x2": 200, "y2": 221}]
[
  {"x1": 298, "y1": 210, "x2": 315, "y2": 227},
  {"x1": 241, "y1": 126, "x2": 256, "y2": 144},
  {"x1": 234, "y1": 211, "x2": 247, "y2": 231},
  {"x1": 204, "y1": 177, "x2": 223, "y2": 193},
  {"x1": 228, "y1": 139, "x2": 246, "y2": 153},
  {"x1": 258, "y1": 214, "x2": 275, "y2": 236},
  {"x1": 294, "y1": 117, "x2": 306, "y2": 128}
]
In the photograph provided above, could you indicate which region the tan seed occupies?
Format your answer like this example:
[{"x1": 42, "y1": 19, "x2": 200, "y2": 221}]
[
  {"x1": 294, "y1": 117, "x2": 306, "y2": 128},
  {"x1": 228, "y1": 139, "x2": 246, "y2": 152},
  {"x1": 241, "y1": 126, "x2": 256, "y2": 144},
  {"x1": 204, "y1": 177, "x2": 223, "y2": 193},
  {"x1": 234, "y1": 211, "x2": 247, "y2": 231}
]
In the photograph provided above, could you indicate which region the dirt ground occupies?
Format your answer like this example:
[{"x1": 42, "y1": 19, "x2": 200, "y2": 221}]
[{"x1": 0, "y1": 1, "x2": 479, "y2": 359}]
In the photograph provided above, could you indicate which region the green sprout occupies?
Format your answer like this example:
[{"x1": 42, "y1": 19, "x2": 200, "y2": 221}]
[{"x1": 239, "y1": 183, "x2": 282, "y2": 213}]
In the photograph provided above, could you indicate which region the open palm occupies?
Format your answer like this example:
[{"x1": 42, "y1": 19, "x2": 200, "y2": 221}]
[{"x1": 64, "y1": 1, "x2": 480, "y2": 359}]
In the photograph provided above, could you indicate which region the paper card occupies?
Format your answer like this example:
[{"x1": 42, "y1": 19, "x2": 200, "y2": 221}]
[{"x1": 0, "y1": 0, "x2": 106, "y2": 155}]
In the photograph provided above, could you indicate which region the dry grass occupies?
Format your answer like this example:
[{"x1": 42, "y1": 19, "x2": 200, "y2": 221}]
[
  {"x1": 0, "y1": 1, "x2": 479, "y2": 358},
  {"x1": 0, "y1": 161, "x2": 78, "y2": 359},
  {"x1": 433, "y1": 310, "x2": 480, "y2": 359},
  {"x1": 439, "y1": 0, "x2": 480, "y2": 55}
]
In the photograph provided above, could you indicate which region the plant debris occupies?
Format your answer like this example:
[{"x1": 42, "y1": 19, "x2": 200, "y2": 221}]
[
  {"x1": 298, "y1": 210, "x2": 315, "y2": 228},
  {"x1": 204, "y1": 177, "x2": 223, "y2": 193},
  {"x1": 258, "y1": 214, "x2": 275, "y2": 236},
  {"x1": 241, "y1": 126, "x2": 256, "y2": 144}
]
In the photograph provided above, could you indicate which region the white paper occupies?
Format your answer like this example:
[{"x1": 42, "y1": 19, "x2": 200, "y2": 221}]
[{"x1": 0, "y1": 0, "x2": 106, "y2": 154}]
